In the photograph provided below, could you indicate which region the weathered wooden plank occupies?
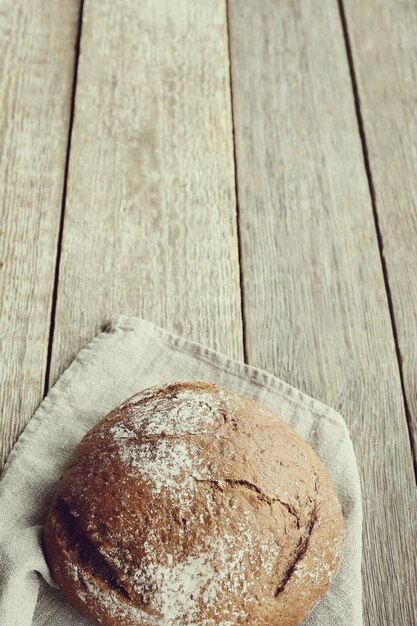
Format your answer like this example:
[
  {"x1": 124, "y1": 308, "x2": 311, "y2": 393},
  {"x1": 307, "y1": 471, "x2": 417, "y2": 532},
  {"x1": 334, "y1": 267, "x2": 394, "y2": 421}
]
[
  {"x1": 342, "y1": 0, "x2": 417, "y2": 468},
  {"x1": 228, "y1": 1, "x2": 417, "y2": 624},
  {"x1": 50, "y1": 0, "x2": 242, "y2": 385},
  {"x1": 0, "y1": 1, "x2": 80, "y2": 469}
]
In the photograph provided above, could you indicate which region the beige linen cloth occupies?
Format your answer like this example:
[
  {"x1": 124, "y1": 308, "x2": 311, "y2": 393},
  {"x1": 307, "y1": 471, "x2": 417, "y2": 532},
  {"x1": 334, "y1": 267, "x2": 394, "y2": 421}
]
[{"x1": 0, "y1": 316, "x2": 362, "y2": 626}]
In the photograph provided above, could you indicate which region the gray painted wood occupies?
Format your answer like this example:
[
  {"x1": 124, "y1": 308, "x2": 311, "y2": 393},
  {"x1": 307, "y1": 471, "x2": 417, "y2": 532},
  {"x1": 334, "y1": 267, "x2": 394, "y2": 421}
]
[
  {"x1": 228, "y1": 1, "x2": 417, "y2": 624},
  {"x1": 343, "y1": 0, "x2": 417, "y2": 469},
  {"x1": 50, "y1": 0, "x2": 243, "y2": 385},
  {"x1": 0, "y1": 1, "x2": 80, "y2": 469}
]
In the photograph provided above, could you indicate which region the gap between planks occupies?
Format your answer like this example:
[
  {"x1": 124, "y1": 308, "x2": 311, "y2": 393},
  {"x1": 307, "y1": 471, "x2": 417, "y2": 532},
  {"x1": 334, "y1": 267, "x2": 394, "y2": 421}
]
[
  {"x1": 43, "y1": 0, "x2": 85, "y2": 397},
  {"x1": 337, "y1": 0, "x2": 417, "y2": 480},
  {"x1": 226, "y1": 0, "x2": 248, "y2": 365}
]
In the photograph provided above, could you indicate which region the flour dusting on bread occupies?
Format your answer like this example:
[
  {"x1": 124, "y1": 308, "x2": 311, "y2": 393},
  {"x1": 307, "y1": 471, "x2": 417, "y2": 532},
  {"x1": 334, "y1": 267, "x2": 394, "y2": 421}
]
[{"x1": 43, "y1": 381, "x2": 344, "y2": 626}]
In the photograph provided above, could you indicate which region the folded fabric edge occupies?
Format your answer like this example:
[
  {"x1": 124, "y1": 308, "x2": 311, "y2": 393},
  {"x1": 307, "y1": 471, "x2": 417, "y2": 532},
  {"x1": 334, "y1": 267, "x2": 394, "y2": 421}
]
[{"x1": 112, "y1": 316, "x2": 352, "y2": 434}]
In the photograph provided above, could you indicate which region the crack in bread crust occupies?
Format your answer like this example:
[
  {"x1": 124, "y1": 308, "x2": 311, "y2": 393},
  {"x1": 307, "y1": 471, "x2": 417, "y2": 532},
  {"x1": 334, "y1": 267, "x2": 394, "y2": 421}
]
[
  {"x1": 192, "y1": 476, "x2": 300, "y2": 522},
  {"x1": 192, "y1": 475, "x2": 319, "y2": 598},
  {"x1": 54, "y1": 499, "x2": 135, "y2": 603},
  {"x1": 274, "y1": 503, "x2": 317, "y2": 596}
]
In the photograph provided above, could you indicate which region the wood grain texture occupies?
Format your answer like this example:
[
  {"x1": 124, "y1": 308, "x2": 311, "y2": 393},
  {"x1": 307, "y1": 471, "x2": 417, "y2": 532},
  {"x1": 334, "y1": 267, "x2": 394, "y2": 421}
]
[
  {"x1": 0, "y1": 1, "x2": 80, "y2": 469},
  {"x1": 228, "y1": 1, "x2": 417, "y2": 624},
  {"x1": 342, "y1": 0, "x2": 417, "y2": 468},
  {"x1": 50, "y1": 0, "x2": 242, "y2": 384}
]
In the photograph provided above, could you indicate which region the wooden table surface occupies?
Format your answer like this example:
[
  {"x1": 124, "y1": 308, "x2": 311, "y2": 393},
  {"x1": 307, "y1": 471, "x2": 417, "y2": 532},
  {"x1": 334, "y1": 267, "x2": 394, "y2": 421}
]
[{"x1": 1, "y1": 1, "x2": 416, "y2": 623}]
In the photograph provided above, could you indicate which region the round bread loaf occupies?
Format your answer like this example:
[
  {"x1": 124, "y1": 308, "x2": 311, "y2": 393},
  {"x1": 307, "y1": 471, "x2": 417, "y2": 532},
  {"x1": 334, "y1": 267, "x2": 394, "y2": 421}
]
[{"x1": 43, "y1": 381, "x2": 344, "y2": 626}]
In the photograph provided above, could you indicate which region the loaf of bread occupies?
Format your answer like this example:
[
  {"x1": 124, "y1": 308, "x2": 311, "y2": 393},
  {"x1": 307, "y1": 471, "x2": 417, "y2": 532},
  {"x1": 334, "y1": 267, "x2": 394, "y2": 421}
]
[{"x1": 43, "y1": 381, "x2": 344, "y2": 626}]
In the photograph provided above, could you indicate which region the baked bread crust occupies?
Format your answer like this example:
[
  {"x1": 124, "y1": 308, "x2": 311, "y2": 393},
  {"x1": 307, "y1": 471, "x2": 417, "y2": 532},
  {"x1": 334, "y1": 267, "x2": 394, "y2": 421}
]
[{"x1": 43, "y1": 381, "x2": 344, "y2": 626}]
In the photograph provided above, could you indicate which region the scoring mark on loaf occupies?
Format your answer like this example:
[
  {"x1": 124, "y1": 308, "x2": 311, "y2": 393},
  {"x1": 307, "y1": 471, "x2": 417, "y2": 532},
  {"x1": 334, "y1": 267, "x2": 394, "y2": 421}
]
[
  {"x1": 274, "y1": 503, "x2": 317, "y2": 596},
  {"x1": 55, "y1": 499, "x2": 133, "y2": 601},
  {"x1": 193, "y1": 477, "x2": 299, "y2": 523},
  {"x1": 191, "y1": 475, "x2": 319, "y2": 597}
]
